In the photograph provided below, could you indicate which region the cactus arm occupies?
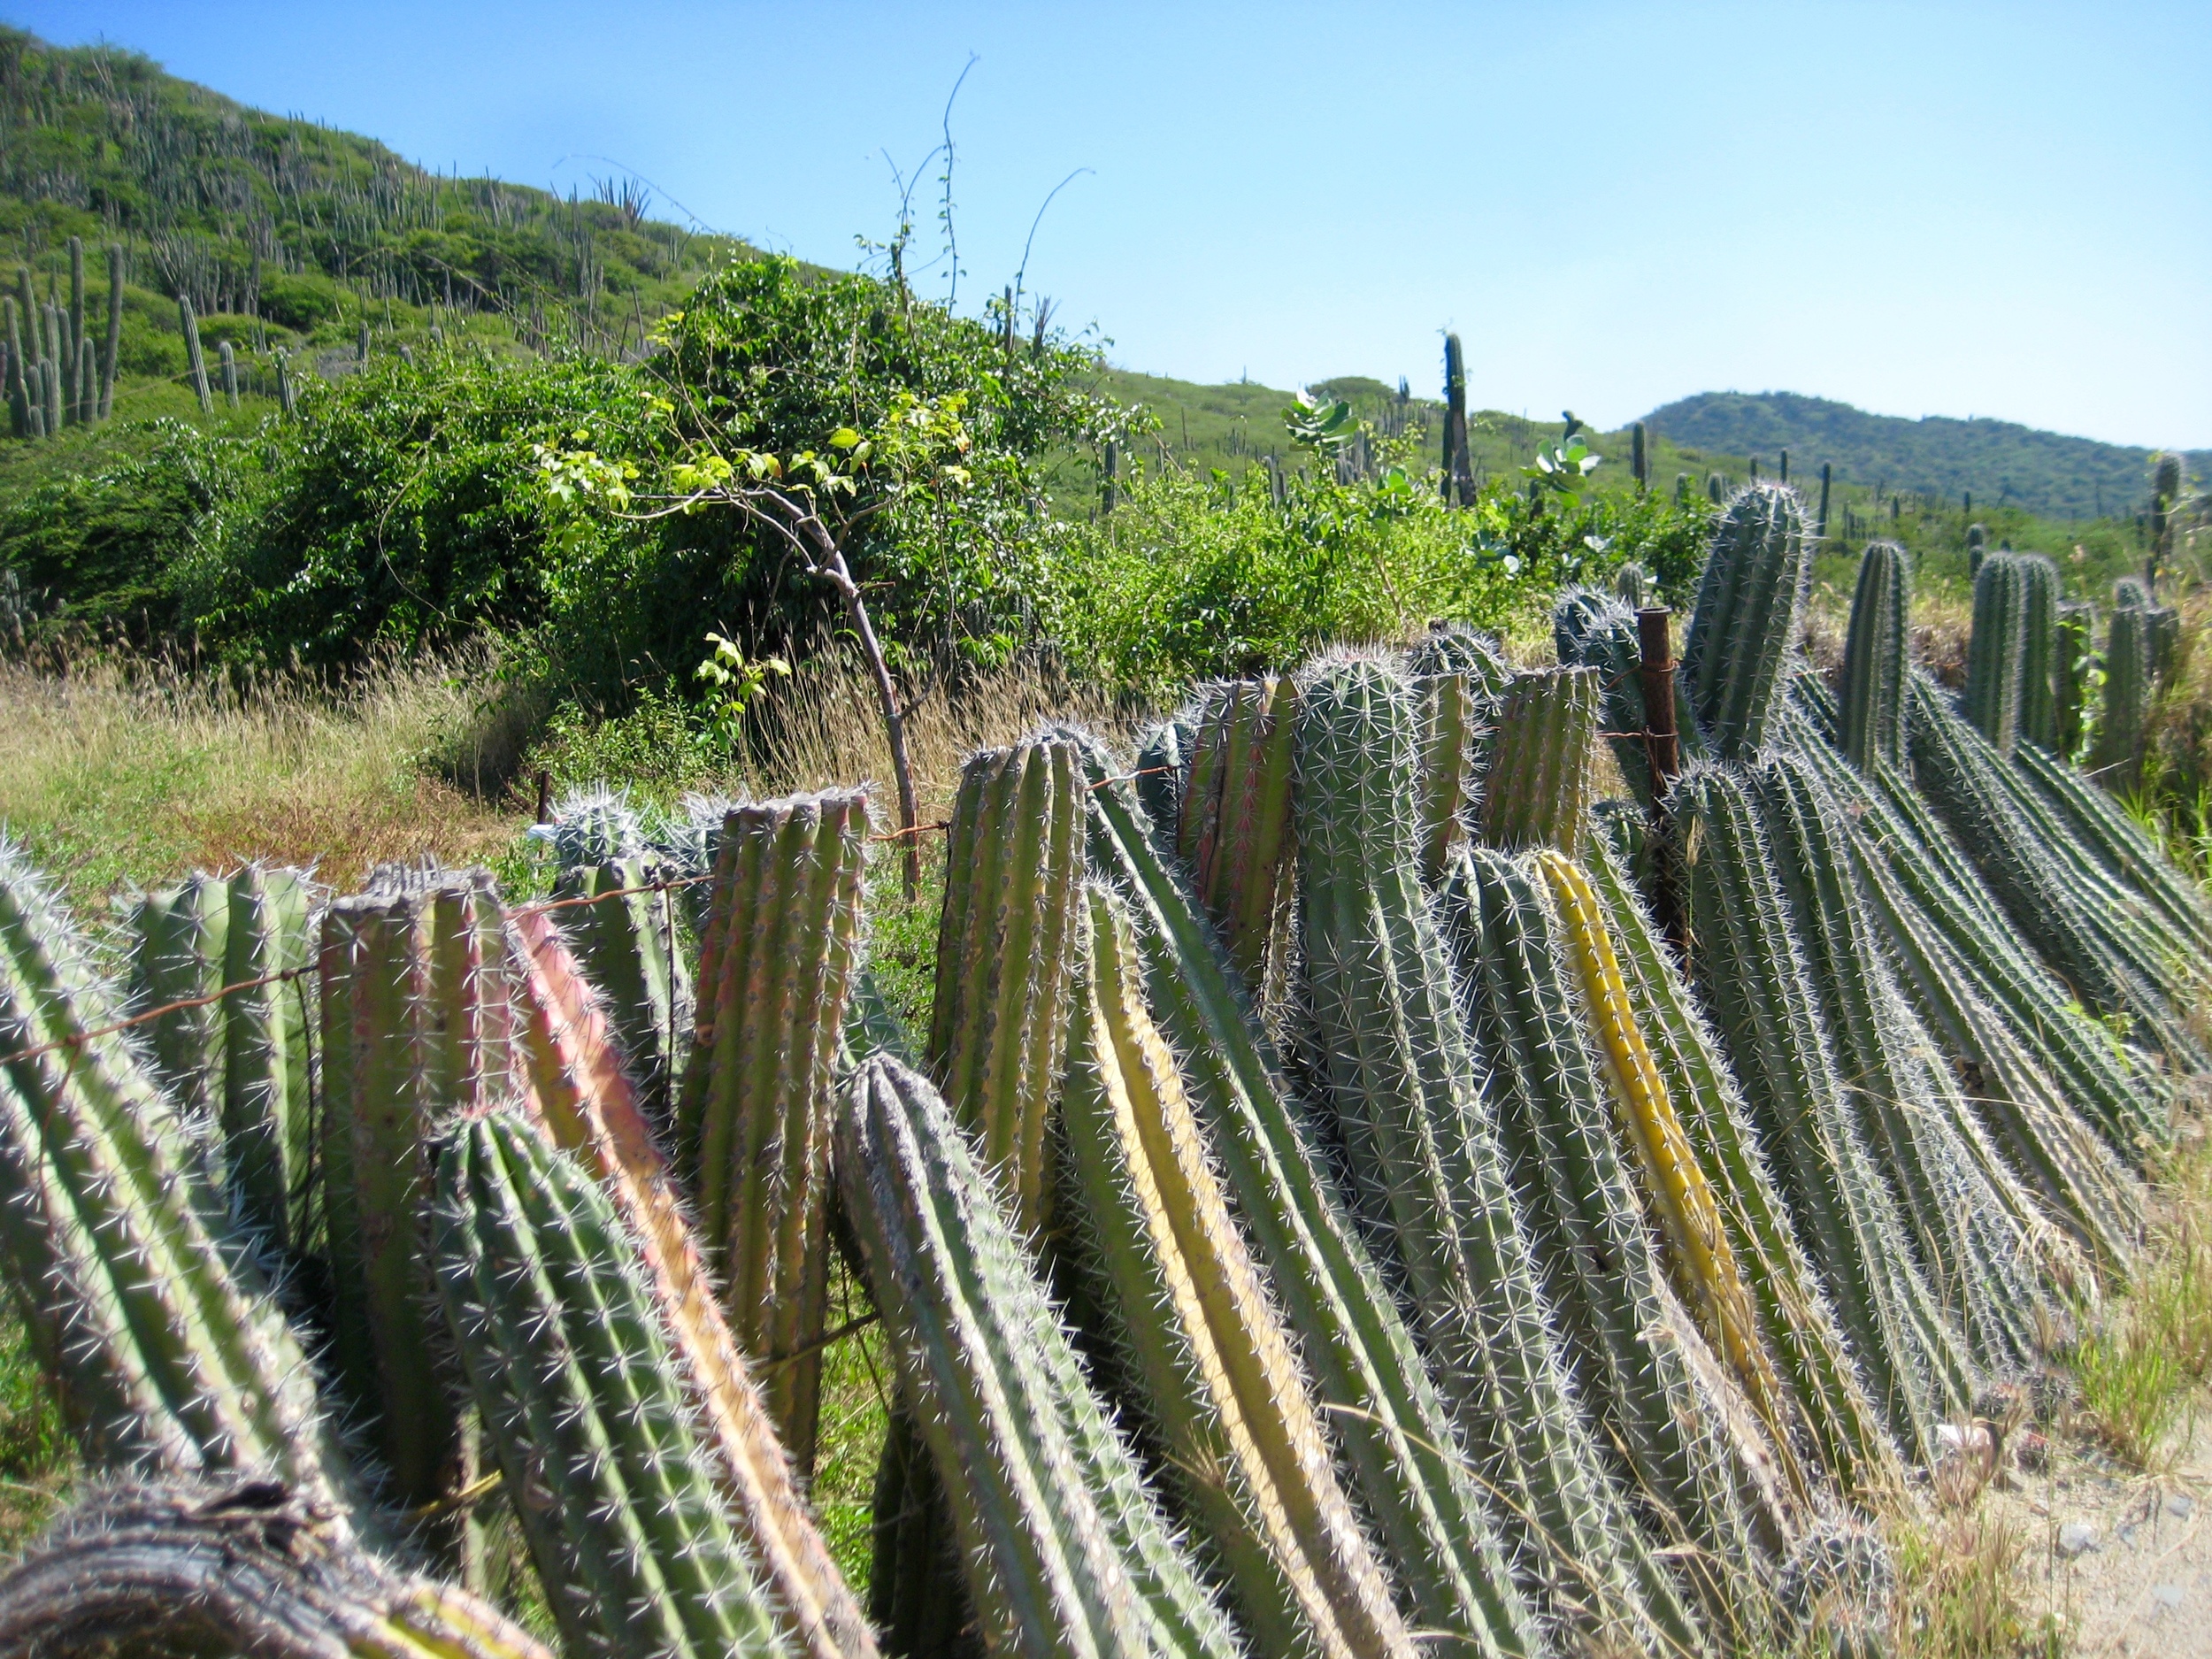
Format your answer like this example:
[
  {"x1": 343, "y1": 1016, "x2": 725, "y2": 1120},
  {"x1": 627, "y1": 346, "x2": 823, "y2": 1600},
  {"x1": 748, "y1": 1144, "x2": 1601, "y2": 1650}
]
[
  {"x1": 508, "y1": 907, "x2": 877, "y2": 1659},
  {"x1": 1057, "y1": 724, "x2": 1536, "y2": 1658},
  {"x1": 1063, "y1": 889, "x2": 1417, "y2": 1659},
  {"x1": 1478, "y1": 667, "x2": 1599, "y2": 853},
  {"x1": 1837, "y1": 541, "x2": 1911, "y2": 773},
  {"x1": 126, "y1": 875, "x2": 229, "y2": 1121},
  {"x1": 1180, "y1": 680, "x2": 1301, "y2": 1001},
  {"x1": 1964, "y1": 553, "x2": 2029, "y2": 754},
  {"x1": 222, "y1": 866, "x2": 316, "y2": 1256},
  {"x1": 1682, "y1": 483, "x2": 1810, "y2": 757},
  {"x1": 552, "y1": 856, "x2": 692, "y2": 1125}
]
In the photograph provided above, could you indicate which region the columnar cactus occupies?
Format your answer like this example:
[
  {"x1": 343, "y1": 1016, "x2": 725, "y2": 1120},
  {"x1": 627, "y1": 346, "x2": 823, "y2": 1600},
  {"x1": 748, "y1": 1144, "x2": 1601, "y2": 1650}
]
[
  {"x1": 1059, "y1": 889, "x2": 1417, "y2": 1659},
  {"x1": 98, "y1": 244, "x2": 120, "y2": 420},
  {"x1": 1064, "y1": 727, "x2": 1536, "y2": 1656},
  {"x1": 1440, "y1": 844, "x2": 1791, "y2": 1611},
  {"x1": 1838, "y1": 541, "x2": 1910, "y2": 773},
  {"x1": 1964, "y1": 552, "x2": 2029, "y2": 754},
  {"x1": 1681, "y1": 482, "x2": 1810, "y2": 758},
  {"x1": 1578, "y1": 828, "x2": 1903, "y2": 1497},
  {"x1": 552, "y1": 855, "x2": 691, "y2": 1128},
  {"x1": 2016, "y1": 555, "x2": 2063, "y2": 751},
  {"x1": 1174, "y1": 681, "x2": 1298, "y2": 1006},
  {"x1": 319, "y1": 867, "x2": 517, "y2": 1527},
  {"x1": 838, "y1": 1056, "x2": 1242, "y2": 1659},
  {"x1": 1477, "y1": 666, "x2": 1599, "y2": 853},
  {"x1": 1668, "y1": 765, "x2": 1975, "y2": 1459},
  {"x1": 179, "y1": 294, "x2": 211, "y2": 413},
  {"x1": 434, "y1": 1110, "x2": 792, "y2": 1659},
  {"x1": 1405, "y1": 625, "x2": 1511, "y2": 880},
  {"x1": 1292, "y1": 658, "x2": 1702, "y2": 1653},
  {"x1": 127, "y1": 867, "x2": 318, "y2": 1255},
  {"x1": 507, "y1": 908, "x2": 878, "y2": 1658},
  {"x1": 1613, "y1": 559, "x2": 1654, "y2": 609},
  {"x1": 0, "y1": 840, "x2": 357, "y2": 1517},
  {"x1": 675, "y1": 791, "x2": 867, "y2": 1478},
  {"x1": 1133, "y1": 720, "x2": 1185, "y2": 833}
]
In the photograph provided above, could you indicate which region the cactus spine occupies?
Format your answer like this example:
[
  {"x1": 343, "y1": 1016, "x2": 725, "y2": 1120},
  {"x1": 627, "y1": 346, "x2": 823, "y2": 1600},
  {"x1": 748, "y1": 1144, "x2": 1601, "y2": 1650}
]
[
  {"x1": 434, "y1": 1111, "x2": 790, "y2": 1659},
  {"x1": 1063, "y1": 730, "x2": 1534, "y2": 1656},
  {"x1": 1292, "y1": 657, "x2": 1701, "y2": 1652},
  {"x1": 675, "y1": 791, "x2": 866, "y2": 1476},
  {"x1": 1964, "y1": 551, "x2": 2030, "y2": 754},
  {"x1": 508, "y1": 908, "x2": 878, "y2": 1658},
  {"x1": 1838, "y1": 540, "x2": 1910, "y2": 773},
  {"x1": 1681, "y1": 482, "x2": 1810, "y2": 758},
  {"x1": 0, "y1": 840, "x2": 353, "y2": 1515},
  {"x1": 1477, "y1": 665, "x2": 1599, "y2": 853},
  {"x1": 319, "y1": 867, "x2": 517, "y2": 1528},
  {"x1": 1177, "y1": 680, "x2": 1300, "y2": 1000},
  {"x1": 2016, "y1": 555, "x2": 2062, "y2": 751},
  {"x1": 1060, "y1": 889, "x2": 1416, "y2": 1659},
  {"x1": 838, "y1": 1056, "x2": 1242, "y2": 1659},
  {"x1": 1669, "y1": 765, "x2": 1975, "y2": 1459}
]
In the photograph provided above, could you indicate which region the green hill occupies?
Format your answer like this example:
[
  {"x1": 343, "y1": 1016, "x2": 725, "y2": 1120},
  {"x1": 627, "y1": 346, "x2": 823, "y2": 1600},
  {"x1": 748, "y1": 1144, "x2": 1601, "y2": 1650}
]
[{"x1": 1640, "y1": 390, "x2": 2203, "y2": 523}]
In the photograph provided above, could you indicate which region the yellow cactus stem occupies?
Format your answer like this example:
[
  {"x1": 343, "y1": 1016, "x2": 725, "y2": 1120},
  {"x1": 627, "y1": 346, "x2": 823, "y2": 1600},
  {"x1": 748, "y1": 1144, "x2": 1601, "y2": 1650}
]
[{"x1": 1533, "y1": 847, "x2": 1808, "y2": 1501}]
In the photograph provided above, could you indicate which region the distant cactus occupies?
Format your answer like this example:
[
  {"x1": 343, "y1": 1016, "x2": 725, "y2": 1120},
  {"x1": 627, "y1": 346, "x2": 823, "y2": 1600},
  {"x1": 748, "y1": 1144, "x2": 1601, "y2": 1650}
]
[
  {"x1": 1816, "y1": 461, "x2": 1832, "y2": 541},
  {"x1": 1964, "y1": 552, "x2": 2030, "y2": 754},
  {"x1": 2016, "y1": 556, "x2": 2063, "y2": 751},
  {"x1": 178, "y1": 296, "x2": 211, "y2": 413},
  {"x1": 218, "y1": 339, "x2": 238, "y2": 408},
  {"x1": 1708, "y1": 471, "x2": 1725, "y2": 503},
  {"x1": 275, "y1": 349, "x2": 296, "y2": 418},
  {"x1": 1676, "y1": 471, "x2": 1693, "y2": 504},
  {"x1": 98, "y1": 245, "x2": 120, "y2": 420},
  {"x1": 1612, "y1": 559, "x2": 1654, "y2": 611},
  {"x1": 1966, "y1": 521, "x2": 1986, "y2": 578},
  {"x1": 1442, "y1": 333, "x2": 1472, "y2": 505},
  {"x1": 1631, "y1": 420, "x2": 1647, "y2": 490}
]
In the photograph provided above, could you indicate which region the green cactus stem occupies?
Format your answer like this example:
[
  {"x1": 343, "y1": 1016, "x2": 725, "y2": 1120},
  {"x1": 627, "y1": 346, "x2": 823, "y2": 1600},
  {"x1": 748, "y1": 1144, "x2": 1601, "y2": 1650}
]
[
  {"x1": 98, "y1": 245, "x2": 119, "y2": 420},
  {"x1": 1292, "y1": 657, "x2": 1704, "y2": 1653},
  {"x1": 1838, "y1": 541, "x2": 1911, "y2": 773},
  {"x1": 1964, "y1": 552, "x2": 2030, "y2": 754},
  {"x1": 1060, "y1": 726, "x2": 1536, "y2": 1658},
  {"x1": 1478, "y1": 666, "x2": 1601, "y2": 853},
  {"x1": 839, "y1": 1055, "x2": 1243, "y2": 1659},
  {"x1": 179, "y1": 295, "x2": 211, "y2": 414},
  {"x1": 675, "y1": 791, "x2": 867, "y2": 1479},
  {"x1": 434, "y1": 1110, "x2": 791, "y2": 1659},
  {"x1": 2016, "y1": 555, "x2": 2063, "y2": 752},
  {"x1": 508, "y1": 907, "x2": 879, "y2": 1659},
  {"x1": 551, "y1": 856, "x2": 691, "y2": 1129},
  {"x1": 1176, "y1": 679, "x2": 1300, "y2": 997},
  {"x1": 1681, "y1": 482, "x2": 1810, "y2": 759},
  {"x1": 1060, "y1": 889, "x2": 1417, "y2": 1659},
  {"x1": 0, "y1": 839, "x2": 356, "y2": 1519},
  {"x1": 319, "y1": 868, "x2": 517, "y2": 1528}
]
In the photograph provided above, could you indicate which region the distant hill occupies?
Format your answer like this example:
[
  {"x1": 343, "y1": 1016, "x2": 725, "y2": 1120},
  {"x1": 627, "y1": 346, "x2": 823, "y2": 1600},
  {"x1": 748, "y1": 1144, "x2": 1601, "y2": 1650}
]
[{"x1": 1640, "y1": 390, "x2": 2202, "y2": 522}]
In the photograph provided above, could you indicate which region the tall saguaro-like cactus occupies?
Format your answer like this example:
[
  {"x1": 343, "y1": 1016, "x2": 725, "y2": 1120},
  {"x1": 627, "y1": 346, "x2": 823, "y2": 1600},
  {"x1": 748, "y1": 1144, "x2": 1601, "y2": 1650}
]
[
  {"x1": 1838, "y1": 541, "x2": 1910, "y2": 773},
  {"x1": 676, "y1": 791, "x2": 867, "y2": 1477}
]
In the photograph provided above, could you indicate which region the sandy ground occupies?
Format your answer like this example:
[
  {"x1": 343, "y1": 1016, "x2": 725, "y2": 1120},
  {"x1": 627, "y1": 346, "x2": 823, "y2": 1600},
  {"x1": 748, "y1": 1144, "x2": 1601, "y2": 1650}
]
[{"x1": 1982, "y1": 1403, "x2": 2212, "y2": 1655}]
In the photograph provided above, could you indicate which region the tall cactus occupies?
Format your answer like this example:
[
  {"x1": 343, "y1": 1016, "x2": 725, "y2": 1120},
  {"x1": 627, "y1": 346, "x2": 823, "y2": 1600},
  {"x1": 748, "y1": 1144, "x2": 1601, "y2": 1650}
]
[
  {"x1": 838, "y1": 1056, "x2": 1242, "y2": 1659},
  {"x1": 319, "y1": 865, "x2": 518, "y2": 1537},
  {"x1": 1668, "y1": 765, "x2": 1975, "y2": 1459},
  {"x1": 1838, "y1": 540, "x2": 1910, "y2": 773},
  {"x1": 127, "y1": 867, "x2": 318, "y2": 1255},
  {"x1": 1440, "y1": 845, "x2": 1790, "y2": 1618},
  {"x1": 1478, "y1": 666, "x2": 1600, "y2": 853},
  {"x1": 1058, "y1": 889, "x2": 1416, "y2": 1659},
  {"x1": 179, "y1": 294, "x2": 211, "y2": 414},
  {"x1": 434, "y1": 1111, "x2": 792, "y2": 1659},
  {"x1": 675, "y1": 791, "x2": 866, "y2": 1477},
  {"x1": 1292, "y1": 657, "x2": 1702, "y2": 1654},
  {"x1": 1061, "y1": 728, "x2": 1535, "y2": 1656},
  {"x1": 0, "y1": 840, "x2": 358, "y2": 1518},
  {"x1": 2094, "y1": 601, "x2": 2152, "y2": 794},
  {"x1": 2016, "y1": 555, "x2": 2063, "y2": 751},
  {"x1": 507, "y1": 908, "x2": 878, "y2": 1658},
  {"x1": 98, "y1": 244, "x2": 120, "y2": 420},
  {"x1": 1964, "y1": 552, "x2": 2030, "y2": 754},
  {"x1": 1681, "y1": 482, "x2": 1810, "y2": 758},
  {"x1": 1176, "y1": 680, "x2": 1300, "y2": 1001},
  {"x1": 1406, "y1": 625, "x2": 1510, "y2": 881}
]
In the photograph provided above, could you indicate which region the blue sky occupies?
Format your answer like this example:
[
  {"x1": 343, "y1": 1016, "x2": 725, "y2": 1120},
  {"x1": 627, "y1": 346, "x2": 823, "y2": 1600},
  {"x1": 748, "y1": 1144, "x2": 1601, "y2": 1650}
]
[{"x1": 16, "y1": 2, "x2": 2210, "y2": 447}]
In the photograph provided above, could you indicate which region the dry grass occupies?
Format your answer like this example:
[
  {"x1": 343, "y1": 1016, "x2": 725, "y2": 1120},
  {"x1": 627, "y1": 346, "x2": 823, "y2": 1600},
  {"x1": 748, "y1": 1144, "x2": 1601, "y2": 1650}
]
[{"x1": 0, "y1": 649, "x2": 518, "y2": 896}]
